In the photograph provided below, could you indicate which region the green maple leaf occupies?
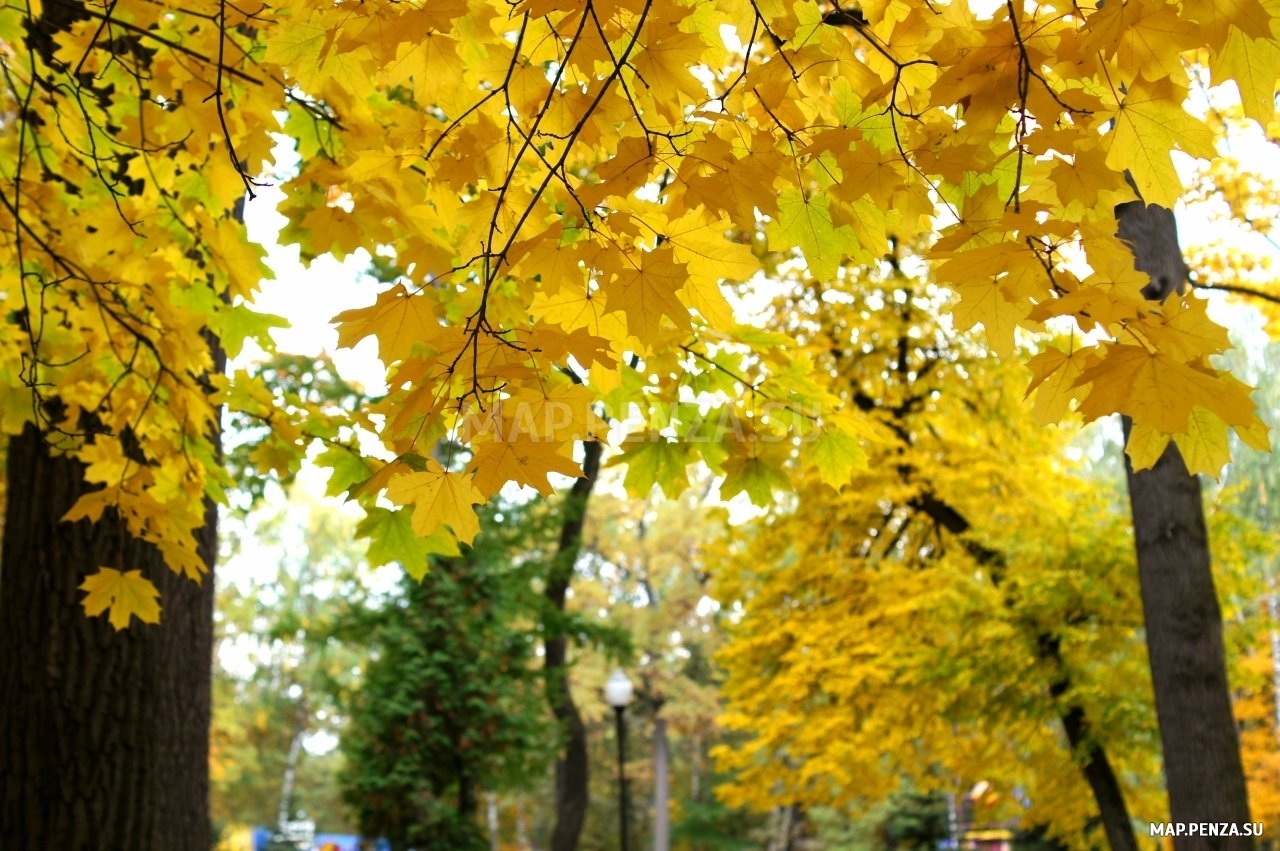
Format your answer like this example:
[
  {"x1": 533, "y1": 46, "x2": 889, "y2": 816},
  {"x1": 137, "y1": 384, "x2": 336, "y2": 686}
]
[
  {"x1": 357, "y1": 506, "x2": 459, "y2": 578},
  {"x1": 615, "y1": 434, "x2": 694, "y2": 496},
  {"x1": 769, "y1": 190, "x2": 853, "y2": 281}
]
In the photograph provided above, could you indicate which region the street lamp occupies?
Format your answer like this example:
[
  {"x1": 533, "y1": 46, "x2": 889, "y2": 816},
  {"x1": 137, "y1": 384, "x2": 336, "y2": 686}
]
[{"x1": 604, "y1": 669, "x2": 634, "y2": 851}]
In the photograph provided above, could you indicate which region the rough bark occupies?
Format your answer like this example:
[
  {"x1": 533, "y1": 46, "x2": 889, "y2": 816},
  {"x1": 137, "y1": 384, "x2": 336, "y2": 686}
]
[
  {"x1": 545, "y1": 440, "x2": 602, "y2": 851},
  {"x1": 0, "y1": 423, "x2": 216, "y2": 851},
  {"x1": 1115, "y1": 199, "x2": 1188, "y2": 302},
  {"x1": 1117, "y1": 199, "x2": 1253, "y2": 849}
]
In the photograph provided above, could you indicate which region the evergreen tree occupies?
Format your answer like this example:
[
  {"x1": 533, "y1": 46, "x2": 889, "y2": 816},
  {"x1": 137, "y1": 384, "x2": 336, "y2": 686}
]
[{"x1": 339, "y1": 507, "x2": 552, "y2": 850}]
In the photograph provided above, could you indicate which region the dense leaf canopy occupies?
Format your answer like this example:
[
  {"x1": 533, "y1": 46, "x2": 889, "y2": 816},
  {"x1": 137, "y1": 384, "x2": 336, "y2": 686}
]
[{"x1": 0, "y1": 0, "x2": 1276, "y2": 621}]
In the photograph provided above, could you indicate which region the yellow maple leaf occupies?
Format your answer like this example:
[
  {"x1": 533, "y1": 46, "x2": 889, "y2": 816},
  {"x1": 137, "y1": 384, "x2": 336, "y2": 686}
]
[
  {"x1": 1184, "y1": 0, "x2": 1274, "y2": 49},
  {"x1": 1024, "y1": 346, "x2": 1089, "y2": 425},
  {"x1": 1153, "y1": 295, "x2": 1233, "y2": 361},
  {"x1": 385, "y1": 461, "x2": 485, "y2": 544},
  {"x1": 1234, "y1": 414, "x2": 1272, "y2": 454},
  {"x1": 1048, "y1": 146, "x2": 1132, "y2": 215},
  {"x1": 630, "y1": 18, "x2": 709, "y2": 105},
  {"x1": 1209, "y1": 25, "x2": 1280, "y2": 126},
  {"x1": 663, "y1": 214, "x2": 750, "y2": 329},
  {"x1": 1076, "y1": 344, "x2": 1257, "y2": 436},
  {"x1": 79, "y1": 438, "x2": 130, "y2": 485},
  {"x1": 501, "y1": 381, "x2": 609, "y2": 443},
  {"x1": 529, "y1": 282, "x2": 627, "y2": 339},
  {"x1": 1104, "y1": 76, "x2": 1217, "y2": 208},
  {"x1": 1125, "y1": 419, "x2": 1173, "y2": 471},
  {"x1": 468, "y1": 435, "x2": 582, "y2": 496},
  {"x1": 1082, "y1": 1, "x2": 1200, "y2": 81},
  {"x1": 603, "y1": 248, "x2": 691, "y2": 343},
  {"x1": 386, "y1": 29, "x2": 465, "y2": 113},
  {"x1": 578, "y1": 136, "x2": 659, "y2": 209},
  {"x1": 1172, "y1": 407, "x2": 1231, "y2": 477},
  {"x1": 80, "y1": 568, "x2": 162, "y2": 631},
  {"x1": 333, "y1": 283, "x2": 444, "y2": 365},
  {"x1": 951, "y1": 280, "x2": 1024, "y2": 358}
]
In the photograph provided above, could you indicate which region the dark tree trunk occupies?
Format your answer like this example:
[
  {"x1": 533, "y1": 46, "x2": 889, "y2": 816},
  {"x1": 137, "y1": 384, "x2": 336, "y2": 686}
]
[
  {"x1": 1123, "y1": 426, "x2": 1253, "y2": 844},
  {"x1": 1041, "y1": 636, "x2": 1140, "y2": 851},
  {"x1": 913, "y1": 493, "x2": 1138, "y2": 851},
  {"x1": 1117, "y1": 199, "x2": 1253, "y2": 848},
  {"x1": 545, "y1": 440, "x2": 602, "y2": 851},
  {"x1": 0, "y1": 423, "x2": 216, "y2": 851}
]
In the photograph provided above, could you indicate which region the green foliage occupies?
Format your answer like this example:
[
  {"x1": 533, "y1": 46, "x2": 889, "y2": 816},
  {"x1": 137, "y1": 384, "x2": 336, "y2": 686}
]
[
  {"x1": 669, "y1": 784, "x2": 765, "y2": 851},
  {"x1": 339, "y1": 503, "x2": 554, "y2": 850},
  {"x1": 879, "y1": 792, "x2": 951, "y2": 850},
  {"x1": 223, "y1": 353, "x2": 370, "y2": 511}
]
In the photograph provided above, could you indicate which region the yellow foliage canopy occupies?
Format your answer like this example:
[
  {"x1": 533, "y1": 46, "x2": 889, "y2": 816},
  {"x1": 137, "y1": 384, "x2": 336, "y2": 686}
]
[
  {"x1": 0, "y1": 0, "x2": 1277, "y2": 621},
  {"x1": 710, "y1": 265, "x2": 1165, "y2": 837}
]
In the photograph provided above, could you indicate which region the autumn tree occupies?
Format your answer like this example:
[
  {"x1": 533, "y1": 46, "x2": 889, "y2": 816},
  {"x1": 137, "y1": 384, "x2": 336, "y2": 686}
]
[
  {"x1": 0, "y1": 0, "x2": 281, "y2": 841},
  {"x1": 1116, "y1": 198, "x2": 1254, "y2": 849},
  {"x1": 1126, "y1": 102, "x2": 1280, "y2": 841},
  {"x1": 711, "y1": 258, "x2": 1163, "y2": 849},
  {"x1": 3, "y1": 0, "x2": 1279, "y2": 845}
]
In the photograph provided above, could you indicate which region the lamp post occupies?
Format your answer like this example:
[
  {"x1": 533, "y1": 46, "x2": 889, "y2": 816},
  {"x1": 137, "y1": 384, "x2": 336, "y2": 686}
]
[{"x1": 604, "y1": 669, "x2": 634, "y2": 851}]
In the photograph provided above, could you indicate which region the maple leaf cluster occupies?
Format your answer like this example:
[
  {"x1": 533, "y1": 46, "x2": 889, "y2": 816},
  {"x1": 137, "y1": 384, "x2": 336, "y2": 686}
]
[
  {"x1": 274, "y1": 0, "x2": 1276, "y2": 553},
  {"x1": 0, "y1": 0, "x2": 1276, "y2": 624}
]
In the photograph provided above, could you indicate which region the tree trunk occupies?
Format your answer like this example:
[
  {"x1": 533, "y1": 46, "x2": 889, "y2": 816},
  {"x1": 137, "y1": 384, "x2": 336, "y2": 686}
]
[
  {"x1": 1123, "y1": 425, "x2": 1252, "y2": 846},
  {"x1": 1041, "y1": 637, "x2": 1139, "y2": 851},
  {"x1": 653, "y1": 716, "x2": 670, "y2": 851},
  {"x1": 545, "y1": 440, "x2": 602, "y2": 851},
  {"x1": 913, "y1": 493, "x2": 1138, "y2": 851},
  {"x1": 487, "y1": 791, "x2": 500, "y2": 851},
  {"x1": 1118, "y1": 198, "x2": 1253, "y2": 848},
  {"x1": 277, "y1": 701, "x2": 309, "y2": 832},
  {"x1": 0, "y1": 423, "x2": 216, "y2": 850}
]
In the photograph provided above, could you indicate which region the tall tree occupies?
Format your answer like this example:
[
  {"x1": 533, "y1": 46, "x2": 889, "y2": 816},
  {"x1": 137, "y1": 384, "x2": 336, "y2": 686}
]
[
  {"x1": 712, "y1": 258, "x2": 1161, "y2": 847},
  {"x1": 0, "y1": 0, "x2": 279, "y2": 843},
  {"x1": 1117, "y1": 200, "x2": 1253, "y2": 845},
  {"x1": 340, "y1": 515, "x2": 553, "y2": 851},
  {"x1": 544, "y1": 440, "x2": 603, "y2": 851},
  {"x1": 0, "y1": 412, "x2": 220, "y2": 849},
  {"x1": 0, "y1": 426, "x2": 218, "y2": 849}
]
